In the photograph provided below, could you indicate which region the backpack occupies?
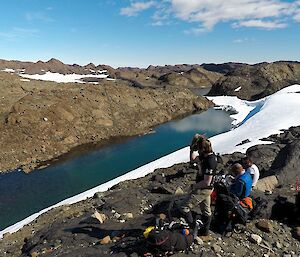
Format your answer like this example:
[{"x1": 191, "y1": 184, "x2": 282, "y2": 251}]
[
  {"x1": 249, "y1": 197, "x2": 269, "y2": 220},
  {"x1": 146, "y1": 229, "x2": 193, "y2": 254},
  {"x1": 214, "y1": 193, "x2": 251, "y2": 235}
]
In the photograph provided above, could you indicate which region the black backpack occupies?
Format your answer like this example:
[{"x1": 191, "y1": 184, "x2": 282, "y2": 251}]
[
  {"x1": 146, "y1": 229, "x2": 193, "y2": 254},
  {"x1": 214, "y1": 193, "x2": 250, "y2": 235},
  {"x1": 249, "y1": 197, "x2": 269, "y2": 220}
]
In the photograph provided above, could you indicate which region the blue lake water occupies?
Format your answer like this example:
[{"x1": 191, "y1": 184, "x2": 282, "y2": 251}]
[{"x1": 0, "y1": 106, "x2": 232, "y2": 230}]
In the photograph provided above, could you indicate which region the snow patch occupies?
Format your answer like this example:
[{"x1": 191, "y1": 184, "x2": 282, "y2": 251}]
[
  {"x1": 19, "y1": 71, "x2": 108, "y2": 83},
  {"x1": 20, "y1": 79, "x2": 30, "y2": 82},
  {"x1": 1, "y1": 84, "x2": 300, "y2": 238},
  {"x1": 209, "y1": 84, "x2": 300, "y2": 154},
  {"x1": 234, "y1": 86, "x2": 242, "y2": 92},
  {"x1": 1, "y1": 68, "x2": 15, "y2": 73}
]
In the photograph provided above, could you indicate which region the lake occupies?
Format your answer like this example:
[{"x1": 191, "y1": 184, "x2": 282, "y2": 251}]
[{"x1": 0, "y1": 104, "x2": 232, "y2": 230}]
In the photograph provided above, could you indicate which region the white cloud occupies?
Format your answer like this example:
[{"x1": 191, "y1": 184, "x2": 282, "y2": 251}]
[
  {"x1": 121, "y1": 0, "x2": 300, "y2": 31},
  {"x1": 233, "y1": 19, "x2": 287, "y2": 29},
  {"x1": 120, "y1": 1, "x2": 156, "y2": 17},
  {"x1": 294, "y1": 10, "x2": 300, "y2": 21}
]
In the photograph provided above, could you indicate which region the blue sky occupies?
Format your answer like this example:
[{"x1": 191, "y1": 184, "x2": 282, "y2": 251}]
[{"x1": 1, "y1": 0, "x2": 300, "y2": 67}]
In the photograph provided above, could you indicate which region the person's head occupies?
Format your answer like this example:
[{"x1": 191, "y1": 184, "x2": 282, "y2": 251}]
[
  {"x1": 200, "y1": 139, "x2": 213, "y2": 155},
  {"x1": 242, "y1": 156, "x2": 253, "y2": 169},
  {"x1": 191, "y1": 134, "x2": 205, "y2": 150},
  {"x1": 231, "y1": 163, "x2": 244, "y2": 176}
]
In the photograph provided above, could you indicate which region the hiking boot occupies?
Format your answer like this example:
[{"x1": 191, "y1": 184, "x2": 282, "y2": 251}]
[
  {"x1": 192, "y1": 218, "x2": 204, "y2": 238},
  {"x1": 199, "y1": 215, "x2": 212, "y2": 236}
]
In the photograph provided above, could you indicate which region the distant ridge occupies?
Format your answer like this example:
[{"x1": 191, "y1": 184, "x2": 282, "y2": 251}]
[{"x1": 0, "y1": 58, "x2": 115, "y2": 75}]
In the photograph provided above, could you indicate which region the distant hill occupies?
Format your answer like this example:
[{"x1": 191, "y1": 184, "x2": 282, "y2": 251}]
[
  {"x1": 207, "y1": 61, "x2": 300, "y2": 100},
  {"x1": 0, "y1": 59, "x2": 224, "y2": 89}
]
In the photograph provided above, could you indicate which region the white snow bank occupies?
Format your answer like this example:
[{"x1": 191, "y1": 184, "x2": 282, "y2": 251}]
[
  {"x1": 209, "y1": 84, "x2": 300, "y2": 154},
  {"x1": 1, "y1": 68, "x2": 15, "y2": 73},
  {"x1": 19, "y1": 71, "x2": 108, "y2": 83},
  {"x1": 208, "y1": 95, "x2": 258, "y2": 126},
  {"x1": 1, "y1": 84, "x2": 300, "y2": 238}
]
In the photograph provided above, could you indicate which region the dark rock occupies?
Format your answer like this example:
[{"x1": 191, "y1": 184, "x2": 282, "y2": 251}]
[
  {"x1": 93, "y1": 192, "x2": 106, "y2": 199},
  {"x1": 152, "y1": 174, "x2": 166, "y2": 183},
  {"x1": 246, "y1": 144, "x2": 283, "y2": 177},
  {"x1": 207, "y1": 61, "x2": 300, "y2": 100},
  {"x1": 236, "y1": 139, "x2": 250, "y2": 146},
  {"x1": 274, "y1": 139, "x2": 300, "y2": 184}
]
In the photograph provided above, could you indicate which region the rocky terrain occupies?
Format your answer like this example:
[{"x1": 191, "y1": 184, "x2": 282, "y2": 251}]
[
  {"x1": 0, "y1": 71, "x2": 212, "y2": 173},
  {"x1": 3, "y1": 59, "x2": 300, "y2": 99},
  {"x1": 207, "y1": 61, "x2": 300, "y2": 100},
  {"x1": 113, "y1": 65, "x2": 223, "y2": 89},
  {"x1": 0, "y1": 58, "x2": 114, "y2": 76},
  {"x1": 0, "y1": 126, "x2": 299, "y2": 257},
  {"x1": 0, "y1": 59, "x2": 225, "y2": 89}
]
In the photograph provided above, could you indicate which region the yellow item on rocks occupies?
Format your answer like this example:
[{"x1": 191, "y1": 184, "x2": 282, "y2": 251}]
[{"x1": 143, "y1": 226, "x2": 155, "y2": 238}]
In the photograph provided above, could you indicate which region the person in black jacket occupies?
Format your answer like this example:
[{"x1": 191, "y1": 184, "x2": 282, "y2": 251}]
[{"x1": 183, "y1": 139, "x2": 218, "y2": 237}]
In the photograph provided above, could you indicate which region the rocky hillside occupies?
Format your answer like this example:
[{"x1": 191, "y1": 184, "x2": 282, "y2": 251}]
[
  {"x1": 113, "y1": 65, "x2": 223, "y2": 89},
  {"x1": 208, "y1": 61, "x2": 300, "y2": 100},
  {"x1": 4, "y1": 59, "x2": 300, "y2": 96},
  {"x1": 0, "y1": 59, "x2": 225, "y2": 89},
  {"x1": 0, "y1": 71, "x2": 211, "y2": 173},
  {"x1": 0, "y1": 58, "x2": 114, "y2": 76},
  {"x1": 0, "y1": 126, "x2": 299, "y2": 257}
]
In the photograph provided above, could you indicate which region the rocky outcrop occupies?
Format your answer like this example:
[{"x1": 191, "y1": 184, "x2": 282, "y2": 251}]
[
  {"x1": 207, "y1": 61, "x2": 300, "y2": 100},
  {"x1": 1, "y1": 59, "x2": 225, "y2": 89},
  {"x1": 201, "y1": 62, "x2": 245, "y2": 74},
  {"x1": 114, "y1": 66, "x2": 223, "y2": 89},
  {"x1": 0, "y1": 58, "x2": 114, "y2": 76},
  {"x1": 158, "y1": 67, "x2": 222, "y2": 88},
  {"x1": 0, "y1": 72, "x2": 212, "y2": 173},
  {"x1": 0, "y1": 126, "x2": 300, "y2": 257}
]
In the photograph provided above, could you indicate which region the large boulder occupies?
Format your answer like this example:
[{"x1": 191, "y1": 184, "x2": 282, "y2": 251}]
[{"x1": 275, "y1": 139, "x2": 300, "y2": 185}]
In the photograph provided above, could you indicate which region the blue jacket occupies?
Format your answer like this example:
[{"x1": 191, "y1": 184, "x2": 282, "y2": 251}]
[{"x1": 230, "y1": 171, "x2": 252, "y2": 199}]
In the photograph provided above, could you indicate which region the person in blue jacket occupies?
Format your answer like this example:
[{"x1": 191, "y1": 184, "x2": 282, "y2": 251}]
[{"x1": 230, "y1": 163, "x2": 252, "y2": 199}]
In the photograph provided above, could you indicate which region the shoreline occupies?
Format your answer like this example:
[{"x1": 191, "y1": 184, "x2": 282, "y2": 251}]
[
  {"x1": 0, "y1": 79, "x2": 212, "y2": 174},
  {"x1": 12, "y1": 107, "x2": 209, "y2": 174},
  {"x1": 0, "y1": 146, "x2": 190, "y2": 238}
]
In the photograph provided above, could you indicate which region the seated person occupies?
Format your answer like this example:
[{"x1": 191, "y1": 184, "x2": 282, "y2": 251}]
[
  {"x1": 242, "y1": 156, "x2": 260, "y2": 188},
  {"x1": 230, "y1": 163, "x2": 253, "y2": 200}
]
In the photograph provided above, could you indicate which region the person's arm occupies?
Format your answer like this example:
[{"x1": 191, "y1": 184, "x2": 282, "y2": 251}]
[
  {"x1": 190, "y1": 151, "x2": 199, "y2": 164},
  {"x1": 192, "y1": 175, "x2": 213, "y2": 190},
  {"x1": 251, "y1": 166, "x2": 260, "y2": 187}
]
